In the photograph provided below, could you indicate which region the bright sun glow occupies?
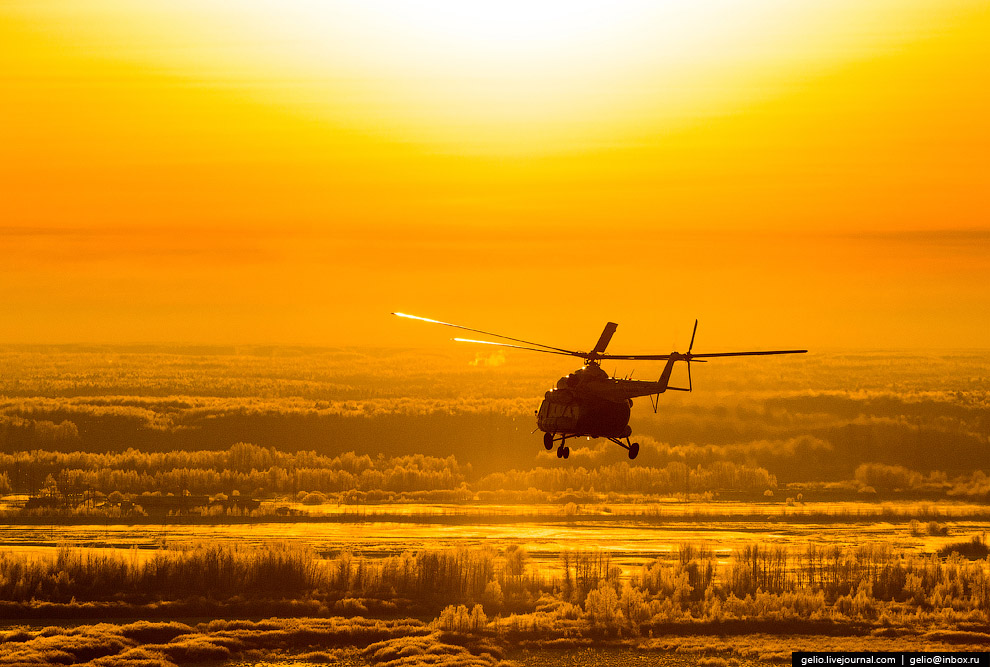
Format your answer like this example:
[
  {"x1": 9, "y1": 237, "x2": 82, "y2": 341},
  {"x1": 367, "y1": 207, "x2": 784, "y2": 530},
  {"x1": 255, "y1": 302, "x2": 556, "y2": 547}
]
[{"x1": 70, "y1": 0, "x2": 961, "y2": 154}]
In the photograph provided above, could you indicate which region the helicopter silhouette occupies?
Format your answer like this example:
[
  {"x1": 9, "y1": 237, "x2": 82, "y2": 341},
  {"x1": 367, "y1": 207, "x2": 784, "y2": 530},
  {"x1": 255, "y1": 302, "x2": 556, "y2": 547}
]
[{"x1": 392, "y1": 313, "x2": 805, "y2": 460}]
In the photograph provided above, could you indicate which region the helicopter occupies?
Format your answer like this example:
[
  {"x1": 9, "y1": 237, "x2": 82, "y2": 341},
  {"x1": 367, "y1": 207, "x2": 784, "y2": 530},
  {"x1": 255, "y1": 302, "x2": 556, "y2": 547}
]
[{"x1": 392, "y1": 313, "x2": 805, "y2": 461}]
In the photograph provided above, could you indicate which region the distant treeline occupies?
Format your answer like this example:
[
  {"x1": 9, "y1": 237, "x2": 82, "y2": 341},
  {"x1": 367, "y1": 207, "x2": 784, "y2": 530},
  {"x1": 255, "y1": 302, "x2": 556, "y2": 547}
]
[
  {"x1": 2, "y1": 541, "x2": 987, "y2": 633},
  {"x1": 0, "y1": 399, "x2": 534, "y2": 475},
  {"x1": 2, "y1": 397, "x2": 987, "y2": 483},
  {"x1": 0, "y1": 444, "x2": 467, "y2": 496},
  {"x1": 4, "y1": 443, "x2": 989, "y2": 502},
  {"x1": 0, "y1": 443, "x2": 779, "y2": 498}
]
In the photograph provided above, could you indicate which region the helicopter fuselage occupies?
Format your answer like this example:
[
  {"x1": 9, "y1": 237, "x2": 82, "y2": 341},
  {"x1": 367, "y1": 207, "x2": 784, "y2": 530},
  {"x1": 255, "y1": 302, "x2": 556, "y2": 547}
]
[
  {"x1": 537, "y1": 391, "x2": 632, "y2": 439},
  {"x1": 536, "y1": 363, "x2": 668, "y2": 438}
]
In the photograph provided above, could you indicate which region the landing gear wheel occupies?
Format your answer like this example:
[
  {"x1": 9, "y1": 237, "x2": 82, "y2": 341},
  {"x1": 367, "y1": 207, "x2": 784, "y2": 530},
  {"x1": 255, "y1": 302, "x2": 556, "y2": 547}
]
[
  {"x1": 562, "y1": 447, "x2": 570, "y2": 459},
  {"x1": 628, "y1": 442, "x2": 640, "y2": 460},
  {"x1": 544, "y1": 432, "x2": 554, "y2": 450},
  {"x1": 556, "y1": 446, "x2": 563, "y2": 458}
]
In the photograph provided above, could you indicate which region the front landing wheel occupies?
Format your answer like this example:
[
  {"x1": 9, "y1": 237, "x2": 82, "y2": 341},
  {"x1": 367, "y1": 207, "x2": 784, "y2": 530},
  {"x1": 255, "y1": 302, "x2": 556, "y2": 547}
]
[
  {"x1": 562, "y1": 447, "x2": 570, "y2": 460},
  {"x1": 543, "y1": 432, "x2": 554, "y2": 450},
  {"x1": 628, "y1": 442, "x2": 640, "y2": 460}
]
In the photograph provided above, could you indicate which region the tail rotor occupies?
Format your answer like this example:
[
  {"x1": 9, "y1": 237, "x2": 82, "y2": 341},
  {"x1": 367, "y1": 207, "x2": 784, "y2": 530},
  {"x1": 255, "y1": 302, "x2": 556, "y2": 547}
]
[{"x1": 686, "y1": 319, "x2": 698, "y2": 391}]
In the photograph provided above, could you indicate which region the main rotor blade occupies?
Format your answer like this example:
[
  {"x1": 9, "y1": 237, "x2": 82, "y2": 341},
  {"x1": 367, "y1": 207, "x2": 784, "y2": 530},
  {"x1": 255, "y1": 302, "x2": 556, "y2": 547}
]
[
  {"x1": 591, "y1": 322, "x2": 618, "y2": 355},
  {"x1": 453, "y1": 338, "x2": 585, "y2": 358},
  {"x1": 596, "y1": 354, "x2": 674, "y2": 361},
  {"x1": 392, "y1": 312, "x2": 577, "y2": 355},
  {"x1": 596, "y1": 349, "x2": 806, "y2": 361},
  {"x1": 689, "y1": 350, "x2": 808, "y2": 358}
]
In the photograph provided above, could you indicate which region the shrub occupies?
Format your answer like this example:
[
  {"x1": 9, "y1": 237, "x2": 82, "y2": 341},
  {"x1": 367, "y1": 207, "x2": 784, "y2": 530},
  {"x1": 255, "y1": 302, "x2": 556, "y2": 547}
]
[{"x1": 937, "y1": 536, "x2": 989, "y2": 560}]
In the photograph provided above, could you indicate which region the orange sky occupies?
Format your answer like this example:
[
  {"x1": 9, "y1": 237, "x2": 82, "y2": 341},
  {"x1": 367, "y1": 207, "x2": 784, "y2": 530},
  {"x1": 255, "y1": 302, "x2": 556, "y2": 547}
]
[{"x1": 1, "y1": 1, "x2": 988, "y2": 350}]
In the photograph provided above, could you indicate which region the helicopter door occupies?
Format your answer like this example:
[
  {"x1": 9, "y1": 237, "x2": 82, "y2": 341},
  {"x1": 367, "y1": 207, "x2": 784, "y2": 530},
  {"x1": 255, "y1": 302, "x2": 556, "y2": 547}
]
[{"x1": 537, "y1": 398, "x2": 579, "y2": 433}]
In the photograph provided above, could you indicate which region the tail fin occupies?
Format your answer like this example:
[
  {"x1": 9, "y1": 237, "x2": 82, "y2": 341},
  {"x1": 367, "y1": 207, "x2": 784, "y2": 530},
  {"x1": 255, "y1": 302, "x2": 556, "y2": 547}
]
[
  {"x1": 657, "y1": 357, "x2": 680, "y2": 392},
  {"x1": 658, "y1": 319, "x2": 699, "y2": 393}
]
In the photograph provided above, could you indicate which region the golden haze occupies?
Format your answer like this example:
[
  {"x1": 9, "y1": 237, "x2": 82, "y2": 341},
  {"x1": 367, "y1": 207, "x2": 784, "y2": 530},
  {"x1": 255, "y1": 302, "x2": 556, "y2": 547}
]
[{"x1": 1, "y1": 0, "x2": 988, "y2": 348}]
